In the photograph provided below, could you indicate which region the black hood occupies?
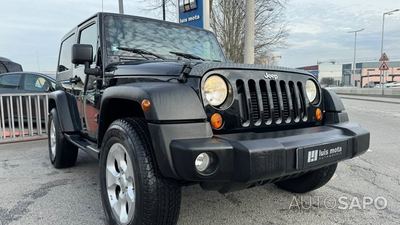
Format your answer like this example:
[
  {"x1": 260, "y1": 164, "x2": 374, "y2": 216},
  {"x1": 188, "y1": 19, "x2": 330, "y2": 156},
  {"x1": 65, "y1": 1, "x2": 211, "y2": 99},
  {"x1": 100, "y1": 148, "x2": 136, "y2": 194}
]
[
  {"x1": 105, "y1": 61, "x2": 313, "y2": 77},
  {"x1": 106, "y1": 60, "x2": 186, "y2": 76}
]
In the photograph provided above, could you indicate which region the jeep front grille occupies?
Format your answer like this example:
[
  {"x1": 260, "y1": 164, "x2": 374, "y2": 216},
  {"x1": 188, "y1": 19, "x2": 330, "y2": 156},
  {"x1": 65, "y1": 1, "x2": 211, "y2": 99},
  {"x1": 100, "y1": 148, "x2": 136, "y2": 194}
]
[{"x1": 235, "y1": 79, "x2": 307, "y2": 127}]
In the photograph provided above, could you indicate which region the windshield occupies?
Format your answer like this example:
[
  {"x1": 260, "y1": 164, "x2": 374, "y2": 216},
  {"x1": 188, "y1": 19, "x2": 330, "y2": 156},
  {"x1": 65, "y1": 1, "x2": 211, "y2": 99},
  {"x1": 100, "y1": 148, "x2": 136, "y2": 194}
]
[{"x1": 104, "y1": 15, "x2": 226, "y2": 62}]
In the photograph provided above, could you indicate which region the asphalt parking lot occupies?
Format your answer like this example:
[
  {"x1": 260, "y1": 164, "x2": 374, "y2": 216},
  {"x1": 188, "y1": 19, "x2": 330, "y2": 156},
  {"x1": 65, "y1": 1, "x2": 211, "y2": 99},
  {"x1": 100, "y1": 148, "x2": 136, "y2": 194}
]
[{"x1": 1, "y1": 97, "x2": 399, "y2": 225}]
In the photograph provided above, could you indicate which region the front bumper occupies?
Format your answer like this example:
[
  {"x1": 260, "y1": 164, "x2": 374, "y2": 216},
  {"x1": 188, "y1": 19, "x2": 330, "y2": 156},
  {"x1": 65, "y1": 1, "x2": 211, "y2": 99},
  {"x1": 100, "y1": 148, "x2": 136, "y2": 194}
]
[{"x1": 169, "y1": 122, "x2": 369, "y2": 183}]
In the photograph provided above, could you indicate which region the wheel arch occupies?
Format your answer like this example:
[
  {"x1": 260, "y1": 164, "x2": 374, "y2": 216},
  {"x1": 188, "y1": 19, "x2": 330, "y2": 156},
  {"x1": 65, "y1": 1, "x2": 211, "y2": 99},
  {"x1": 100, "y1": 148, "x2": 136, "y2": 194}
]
[{"x1": 97, "y1": 98, "x2": 145, "y2": 147}]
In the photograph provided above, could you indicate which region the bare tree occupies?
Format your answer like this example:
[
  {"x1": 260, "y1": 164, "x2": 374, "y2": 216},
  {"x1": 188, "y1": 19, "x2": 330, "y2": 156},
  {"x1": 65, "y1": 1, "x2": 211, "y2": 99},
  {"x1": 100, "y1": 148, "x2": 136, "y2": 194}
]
[
  {"x1": 141, "y1": 0, "x2": 289, "y2": 64},
  {"x1": 140, "y1": 0, "x2": 177, "y2": 21},
  {"x1": 211, "y1": 0, "x2": 288, "y2": 63}
]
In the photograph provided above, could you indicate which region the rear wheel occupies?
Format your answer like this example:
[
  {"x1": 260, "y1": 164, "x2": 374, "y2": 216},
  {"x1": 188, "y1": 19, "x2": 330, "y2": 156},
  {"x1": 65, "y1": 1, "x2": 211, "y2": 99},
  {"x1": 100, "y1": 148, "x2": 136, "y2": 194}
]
[
  {"x1": 275, "y1": 163, "x2": 337, "y2": 193},
  {"x1": 48, "y1": 108, "x2": 79, "y2": 168},
  {"x1": 100, "y1": 118, "x2": 181, "y2": 225}
]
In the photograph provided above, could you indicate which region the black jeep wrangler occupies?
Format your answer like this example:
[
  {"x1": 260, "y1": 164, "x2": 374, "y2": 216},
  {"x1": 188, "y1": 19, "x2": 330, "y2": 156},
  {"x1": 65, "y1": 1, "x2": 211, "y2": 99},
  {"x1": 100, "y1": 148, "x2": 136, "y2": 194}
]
[{"x1": 48, "y1": 12, "x2": 370, "y2": 225}]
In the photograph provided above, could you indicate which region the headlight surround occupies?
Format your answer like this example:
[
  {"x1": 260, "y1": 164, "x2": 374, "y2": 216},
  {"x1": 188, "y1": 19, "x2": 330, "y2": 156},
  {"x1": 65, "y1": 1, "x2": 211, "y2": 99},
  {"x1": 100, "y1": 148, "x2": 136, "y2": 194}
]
[
  {"x1": 204, "y1": 75, "x2": 228, "y2": 107},
  {"x1": 305, "y1": 80, "x2": 318, "y2": 103}
]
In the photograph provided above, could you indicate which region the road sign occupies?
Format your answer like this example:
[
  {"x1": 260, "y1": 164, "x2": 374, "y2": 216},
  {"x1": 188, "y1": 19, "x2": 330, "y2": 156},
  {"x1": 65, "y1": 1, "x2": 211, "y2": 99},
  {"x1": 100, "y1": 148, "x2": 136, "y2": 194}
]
[
  {"x1": 379, "y1": 61, "x2": 389, "y2": 70},
  {"x1": 379, "y1": 53, "x2": 389, "y2": 61}
]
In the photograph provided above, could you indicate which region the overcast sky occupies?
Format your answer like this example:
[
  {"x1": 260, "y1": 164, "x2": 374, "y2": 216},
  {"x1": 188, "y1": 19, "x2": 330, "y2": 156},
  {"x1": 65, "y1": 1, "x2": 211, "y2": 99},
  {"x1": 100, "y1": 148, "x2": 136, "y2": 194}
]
[{"x1": 1, "y1": 0, "x2": 399, "y2": 71}]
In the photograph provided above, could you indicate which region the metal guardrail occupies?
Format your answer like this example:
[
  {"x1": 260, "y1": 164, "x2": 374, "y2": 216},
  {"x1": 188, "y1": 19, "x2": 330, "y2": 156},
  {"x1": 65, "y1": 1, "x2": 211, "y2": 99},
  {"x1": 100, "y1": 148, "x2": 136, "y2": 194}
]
[{"x1": 0, "y1": 93, "x2": 49, "y2": 143}]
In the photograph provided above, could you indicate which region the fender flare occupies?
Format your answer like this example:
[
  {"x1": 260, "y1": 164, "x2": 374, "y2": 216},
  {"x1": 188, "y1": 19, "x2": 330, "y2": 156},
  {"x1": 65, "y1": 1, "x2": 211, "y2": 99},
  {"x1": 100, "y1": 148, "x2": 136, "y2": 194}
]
[
  {"x1": 48, "y1": 91, "x2": 82, "y2": 132},
  {"x1": 322, "y1": 89, "x2": 348, "y2": 124},
  {"x1": 322, "y1": 89, "x2": 345, "y2": 112},
  {"x1": 98, "y1": 82, "x2": 207, "y2": 145}
]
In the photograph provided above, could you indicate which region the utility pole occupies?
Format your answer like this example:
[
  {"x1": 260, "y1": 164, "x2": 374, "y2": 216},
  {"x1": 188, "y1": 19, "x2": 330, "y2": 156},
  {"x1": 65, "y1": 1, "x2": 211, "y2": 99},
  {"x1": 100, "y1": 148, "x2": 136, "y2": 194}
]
[
  {"x1": 118, "y1": 0, "x2": 124, "y2": 14},
  {"x1": 244, "y1": 0, "x2": 255, "y2": 64}
]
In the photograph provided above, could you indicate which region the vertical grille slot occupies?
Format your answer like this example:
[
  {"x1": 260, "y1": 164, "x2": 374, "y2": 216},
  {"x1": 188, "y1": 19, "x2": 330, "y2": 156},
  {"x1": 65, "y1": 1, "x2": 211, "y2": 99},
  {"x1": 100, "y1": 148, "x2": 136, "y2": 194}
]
[
  {"x1": 280, "y1": 81, "x2": 290, "y2": 121},
  {"x1": 248, "y1": 80, "x2": 260, "y2": 124},
  {"x1": 289, "y1": 81, "x2": 299, "y2": 121},
  {"x1": 270, "y1": 81, "x2": 280, "y2": 121},
  {"x1": 236, "y1": 79, "x2": 249, "y2": 125},
  {"x1": 297, "y1": 82, "x2": 307, "y2": 120},
  {"x1": 259, "y1": 80, "x2": 270, "y2": 123}
]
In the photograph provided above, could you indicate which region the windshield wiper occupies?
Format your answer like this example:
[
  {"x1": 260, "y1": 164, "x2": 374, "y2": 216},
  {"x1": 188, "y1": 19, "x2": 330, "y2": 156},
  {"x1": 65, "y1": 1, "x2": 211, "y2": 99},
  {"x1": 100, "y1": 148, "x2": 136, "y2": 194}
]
[
  {"x1": 169, "y1": 51, "x2": 204, "y2": 61},
  {"x1": 117, "y1": 47, "x2": 165, "y2": 60}
]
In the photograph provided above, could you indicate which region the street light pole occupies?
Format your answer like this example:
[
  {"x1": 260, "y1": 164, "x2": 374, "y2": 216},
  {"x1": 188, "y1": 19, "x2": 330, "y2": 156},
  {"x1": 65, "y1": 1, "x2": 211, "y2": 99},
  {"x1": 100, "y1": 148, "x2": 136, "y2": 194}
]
[
  {"x1": 380, "y1": 9, "x2": 399, "y2": 95},
  {"x1": 348, "y1": 29, "x2": 364, "y2": 87}
]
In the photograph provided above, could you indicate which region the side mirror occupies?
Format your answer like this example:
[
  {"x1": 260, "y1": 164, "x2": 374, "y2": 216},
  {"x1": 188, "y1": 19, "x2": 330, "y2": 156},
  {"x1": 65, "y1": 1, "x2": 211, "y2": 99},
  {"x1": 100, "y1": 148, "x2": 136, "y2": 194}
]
[
  {"x1": 71, "y1": 44, "x2": 102, "y2": 77},
  {"x1": 71, "y1": 44, "x2": 93, "y2": 65}
]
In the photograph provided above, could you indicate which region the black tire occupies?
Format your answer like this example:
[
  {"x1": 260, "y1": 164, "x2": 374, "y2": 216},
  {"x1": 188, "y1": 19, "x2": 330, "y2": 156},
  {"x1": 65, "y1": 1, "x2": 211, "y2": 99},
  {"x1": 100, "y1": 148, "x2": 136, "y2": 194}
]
[
  {"x1": 48, "y1": 108, "x2": 79, "y2": 168},
  {"x1": 100, "y1": 118, "x2": 182, "y2": 225},
  {"x1": 275, "y1": 163, "x2": 337, "y2": 193}
]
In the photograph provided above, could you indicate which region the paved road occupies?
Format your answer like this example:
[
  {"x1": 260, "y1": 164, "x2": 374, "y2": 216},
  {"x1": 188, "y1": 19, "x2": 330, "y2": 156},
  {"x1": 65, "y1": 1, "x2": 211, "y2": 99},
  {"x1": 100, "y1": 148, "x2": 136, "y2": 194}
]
[{"x1": 1, "y1": 98, "x2": 399, "y2": 225}]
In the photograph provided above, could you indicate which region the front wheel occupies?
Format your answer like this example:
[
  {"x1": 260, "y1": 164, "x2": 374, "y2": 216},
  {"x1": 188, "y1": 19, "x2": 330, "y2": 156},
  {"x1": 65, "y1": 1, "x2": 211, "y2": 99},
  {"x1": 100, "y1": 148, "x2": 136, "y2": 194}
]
[
  {"x1": 99, "y1": 118, "x2": 182, "y2": 225},
  {"x1": 48, "y1": 108, "x2": 78, "y2": 168},
  {"x1": 275, "y1": 163, "x2": 337, "y2": 193}
]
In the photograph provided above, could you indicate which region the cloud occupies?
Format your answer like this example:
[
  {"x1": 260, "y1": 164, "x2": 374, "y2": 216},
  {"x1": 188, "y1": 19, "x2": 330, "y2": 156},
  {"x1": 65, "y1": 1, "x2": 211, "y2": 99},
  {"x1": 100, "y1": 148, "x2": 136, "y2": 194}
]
[
  {"x1": 277, "y1": 0, "x2": 400, "y2": 68},
  {"x1": 0, "y1": 0, "x2": 156, "y2": 71}
]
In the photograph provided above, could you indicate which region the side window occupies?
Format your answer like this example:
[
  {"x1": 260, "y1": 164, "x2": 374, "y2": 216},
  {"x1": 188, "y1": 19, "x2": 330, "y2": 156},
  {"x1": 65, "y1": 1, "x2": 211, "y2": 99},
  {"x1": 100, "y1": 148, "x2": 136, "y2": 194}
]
[
  {"x1": 58, "y1": 33, "x2": 76, "y2": 72},
  {"x1": 79, "y1": 24, "x2": 97, "y2": 63},
  {"x1": 0, "y1": 74, "x2": 21, "y2": 89},
  {"x1": 24, "y1": 75, "x2": 48, "y2": 92}
]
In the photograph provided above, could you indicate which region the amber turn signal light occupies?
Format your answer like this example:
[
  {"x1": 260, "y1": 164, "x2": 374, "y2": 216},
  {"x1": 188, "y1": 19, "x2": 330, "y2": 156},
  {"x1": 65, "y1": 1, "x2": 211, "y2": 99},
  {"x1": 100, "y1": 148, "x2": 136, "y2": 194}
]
[
  {"x1": 316, "y1": 108, "x2": 322, "y2": 120},
  {"x1": 210, "y1": 113, "x2": 223, "y2": 129},
  {"x1": 141, "y1": 99, "x2": 151, "y2": 112}
]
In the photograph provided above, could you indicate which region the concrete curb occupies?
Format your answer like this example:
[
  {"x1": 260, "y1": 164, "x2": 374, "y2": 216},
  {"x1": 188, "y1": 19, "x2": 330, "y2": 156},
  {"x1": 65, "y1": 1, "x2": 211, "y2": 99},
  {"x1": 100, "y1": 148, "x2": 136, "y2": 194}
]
[{"x1": 0, "y1": 136, "x2": 48, "y2": 144}]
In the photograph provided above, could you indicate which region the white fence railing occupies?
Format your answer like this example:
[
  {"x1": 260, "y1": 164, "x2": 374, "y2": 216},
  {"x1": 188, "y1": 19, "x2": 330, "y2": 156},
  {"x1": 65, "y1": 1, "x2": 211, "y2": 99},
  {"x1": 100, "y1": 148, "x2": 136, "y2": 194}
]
[{"x1": 0, "y1": 93, "x2": 49, "y2": 143}]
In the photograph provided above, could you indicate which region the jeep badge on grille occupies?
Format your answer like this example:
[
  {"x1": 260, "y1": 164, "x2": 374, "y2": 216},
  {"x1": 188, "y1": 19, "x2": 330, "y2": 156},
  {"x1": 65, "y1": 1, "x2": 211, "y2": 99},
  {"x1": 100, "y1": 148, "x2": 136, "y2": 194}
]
[{"x1": 264, "y1": 72, "x2": 278, "y2": 80}]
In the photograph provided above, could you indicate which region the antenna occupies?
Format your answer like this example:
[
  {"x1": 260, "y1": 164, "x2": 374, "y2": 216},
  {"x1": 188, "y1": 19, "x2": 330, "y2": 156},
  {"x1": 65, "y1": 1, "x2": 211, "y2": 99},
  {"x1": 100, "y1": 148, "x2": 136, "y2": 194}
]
[{"x1": 36, "y1": 52, "x2": 40, "y2": 72}]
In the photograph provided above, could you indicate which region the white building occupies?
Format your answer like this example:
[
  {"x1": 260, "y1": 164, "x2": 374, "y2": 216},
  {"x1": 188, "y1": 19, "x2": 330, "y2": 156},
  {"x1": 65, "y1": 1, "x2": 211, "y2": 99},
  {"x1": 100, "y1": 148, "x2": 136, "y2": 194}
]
[{"x1": 317, "y1": 64, "x2": 342, "y2": 86}]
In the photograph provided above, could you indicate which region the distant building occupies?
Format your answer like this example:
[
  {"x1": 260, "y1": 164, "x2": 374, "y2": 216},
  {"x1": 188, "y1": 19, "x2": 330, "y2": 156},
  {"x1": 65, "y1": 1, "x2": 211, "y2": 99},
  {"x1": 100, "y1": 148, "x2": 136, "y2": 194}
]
[
  {"x1": 358, "y1": 61, "x2": 400, "y2": 87},
  {"x1": 297, "y1": 61, "x2": 400, "y2": 87},
  {"x1": 297, "y1": 65, "x2": 319, "y2": 80}
]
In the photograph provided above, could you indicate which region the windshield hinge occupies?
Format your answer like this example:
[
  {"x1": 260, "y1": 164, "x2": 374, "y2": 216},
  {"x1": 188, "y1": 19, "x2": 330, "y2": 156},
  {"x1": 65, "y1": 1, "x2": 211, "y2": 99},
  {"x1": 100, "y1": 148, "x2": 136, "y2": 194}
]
[{"x1": 178, "y1": 62, "x2": 195, "y2": 83}]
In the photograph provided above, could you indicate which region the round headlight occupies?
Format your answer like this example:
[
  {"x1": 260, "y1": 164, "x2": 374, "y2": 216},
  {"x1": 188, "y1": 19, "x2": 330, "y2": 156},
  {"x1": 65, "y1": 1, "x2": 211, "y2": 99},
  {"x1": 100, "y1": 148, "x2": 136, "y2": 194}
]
[
  {"x1": 204, "y1": 75, "x2": 228, "y2": 106},
  {"x1": 306, "y1": 80, "x2": 318, "y2": 103}
]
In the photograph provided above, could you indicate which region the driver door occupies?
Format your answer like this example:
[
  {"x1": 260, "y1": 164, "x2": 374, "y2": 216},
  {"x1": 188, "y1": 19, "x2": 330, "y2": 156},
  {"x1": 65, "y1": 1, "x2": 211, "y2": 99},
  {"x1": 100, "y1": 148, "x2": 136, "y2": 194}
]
[{"x1": 74, "y1": 20, "x2": 101, "y2": 140}]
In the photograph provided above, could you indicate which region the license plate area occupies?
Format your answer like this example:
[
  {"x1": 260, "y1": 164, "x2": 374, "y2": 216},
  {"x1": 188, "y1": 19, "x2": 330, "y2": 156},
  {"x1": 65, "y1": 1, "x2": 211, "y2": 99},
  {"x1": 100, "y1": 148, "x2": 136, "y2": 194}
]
[{"x1": 296, "y1": 140, "x2": 348, "y2": 170}]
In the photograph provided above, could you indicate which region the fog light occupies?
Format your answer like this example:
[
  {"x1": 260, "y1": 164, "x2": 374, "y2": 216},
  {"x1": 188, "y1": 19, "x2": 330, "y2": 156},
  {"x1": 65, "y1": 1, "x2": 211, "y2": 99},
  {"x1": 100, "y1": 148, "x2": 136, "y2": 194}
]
[{"x1": 195, "y1": 153, "x2": 211, "y2": 172}]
